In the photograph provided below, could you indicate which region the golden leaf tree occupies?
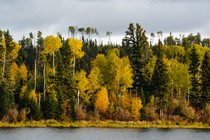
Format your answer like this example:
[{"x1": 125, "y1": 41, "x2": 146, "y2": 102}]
[
  {"x1": 43, "y1": 35, "x2": 62, "y2": 75},
  {"x1": 9, "y1": 62, "x2": 19, "y2": 85},
  {"x1": 19, "y1": 63, "x2": 28, "y2": 84},
  {"x1": 42, "y1": 35, "x2": 62, "y2": 100},
  {"x1": 131, "y1": 97, "x2": 143, "y2": 120},
  {"x1": 74, "y1": 70, "x2": 90, "y2": 106},
  {"x1": 67, "y1": 38, "x2": 84, "y2": 76},
  {"x1": 29, "y1": 89, "x2": 37, "y2": 104},
  {"x1": 95, "y1": 86, "x2": 109, "y2": 114}
]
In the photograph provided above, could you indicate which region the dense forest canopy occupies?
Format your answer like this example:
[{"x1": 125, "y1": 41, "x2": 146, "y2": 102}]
[{"x1": 0, "y1": 23, "x2": 210, "y2": 123}]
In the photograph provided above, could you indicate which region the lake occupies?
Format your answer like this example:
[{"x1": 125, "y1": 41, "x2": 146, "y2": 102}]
[{"x1": 0, "y1": 127, "x2": 209, "y2": 140}]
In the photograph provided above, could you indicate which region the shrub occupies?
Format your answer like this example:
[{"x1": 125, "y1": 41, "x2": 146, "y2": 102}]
[
  {"x1": 181, "y1": 101, "x2": 195, "y2": 121},
  {"x1": 19, "y1": 109, "x2": 27, "y2": 122},
  {"x1": 130, "y1": 97, "x2": 142, "y2": 121},
  {"x1": 75, "y1": 105, "x2": 86, "y2": 121},
  {"x1": 7, "y1": 108, "x2": 19, "y2": 123},
  {"x1": 203, "y1": 104, "x2": 210, "y2": 124},
  {"x1": 86, "y1": 111, "x2": 100, "y2": 121},
  {"x1": 144, "y1": 106, "x2": 158, "y2": 121},
  {"x1": 113, "y1": 107, "x2": 131, "y2": 121}
]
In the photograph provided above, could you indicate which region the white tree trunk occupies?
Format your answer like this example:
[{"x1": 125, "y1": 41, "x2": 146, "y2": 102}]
[
  {"x1": 77, "y1": 90, "x2": 80, "y2": 106},
  {"x1": 73, "y1": 54, "x2": 75, "y2": 76}
]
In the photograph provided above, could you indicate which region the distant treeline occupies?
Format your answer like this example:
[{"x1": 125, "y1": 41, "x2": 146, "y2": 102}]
[{"x1": 0, "y1": 23, "x2": 210, "y2": 124}]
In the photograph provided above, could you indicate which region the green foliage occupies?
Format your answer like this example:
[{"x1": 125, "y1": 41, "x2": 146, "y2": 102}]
[
  {"x1": 152, "y1": 41, "x2": 170, "y2": 118},
  {"x1": 122, "y1": 23, "x2": 151, "y2": 93},
  {"x1": 2, "y1": 25, "x2": 210, "y2": 123},
  {"x1": 169, "y1": 59, "x2": 190, "y2": 99},
  {"x1": 188, "y1": 46, "x2": 201, "y2": 108},
  {"x1": 43, "y1": 92, "x2": 58, "y2": 119},
  {"x1": 201, "y1": 51, "x2": 210, "y2": 108}
]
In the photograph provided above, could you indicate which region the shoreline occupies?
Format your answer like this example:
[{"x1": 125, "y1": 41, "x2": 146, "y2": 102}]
[{"x1": 0, "y1": 120, "x2": 210, "y2": 129}]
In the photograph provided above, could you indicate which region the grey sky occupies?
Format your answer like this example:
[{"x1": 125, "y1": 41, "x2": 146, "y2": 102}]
[{"x1": 1, "y1": 0, "x2": 210, "y2": 43}]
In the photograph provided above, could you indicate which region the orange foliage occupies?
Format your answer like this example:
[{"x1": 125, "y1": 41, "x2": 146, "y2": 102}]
[{"x1": 95, "y1": 87, "x2": 109, "y2": 113}]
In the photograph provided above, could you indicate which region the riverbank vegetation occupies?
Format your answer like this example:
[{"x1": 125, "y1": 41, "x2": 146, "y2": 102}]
[
  {"x1": 0, "y1": 120, "x2": 210, "y2": 129},
  {"x1": 1, "y1": 23, "x2": 210, "y2": 127}
]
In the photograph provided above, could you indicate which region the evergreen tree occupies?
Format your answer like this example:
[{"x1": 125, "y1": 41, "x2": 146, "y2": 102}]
[
  {"x1": 201, "y1": 51, "x2": 210, "y2": 108},
  {"x1": 151, "y1": 40, "x2": 170, "y2": 119},
  {"x1": 0, "y1": 82, "x2": 14, "y2": 119},
  {"x1": 0, "y1": 31, "x2": 20, "y2": 118},
  {"x1": 189, "y1": 46, "x2": 201, "y2": 108},
  {"x1": 122, "y1": 23, "x2": 151, "y2": 94},
  {"x1": 42, "y1": 76, "x2": 58, "y2": 119}
]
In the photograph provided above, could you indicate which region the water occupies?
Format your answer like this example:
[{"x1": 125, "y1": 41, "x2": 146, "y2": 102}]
[{"x1": 0, "y1": 127, "x2": 209, "y2": 140}]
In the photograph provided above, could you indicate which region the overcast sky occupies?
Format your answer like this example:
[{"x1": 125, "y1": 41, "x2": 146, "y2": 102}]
[{"x1": 1, "y1": 0, "x2": 210, "y2": 43}]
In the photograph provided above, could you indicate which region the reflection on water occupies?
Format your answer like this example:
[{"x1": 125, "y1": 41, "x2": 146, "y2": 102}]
[{"x1": 0, "y1": 127, "x2": 209, "y2": 140}]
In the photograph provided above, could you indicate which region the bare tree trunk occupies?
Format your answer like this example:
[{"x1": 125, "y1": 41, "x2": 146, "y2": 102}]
[
  {"x1": 73, "y1": 54, "x2": 75, "y2": 76},
  {"x1": 159, "y1": 109, "x2": 164, "y2": 119},
  {"x1": 77, "y1": 90, "x2": 80, "y2": 106},
  {"x1": 43, "y1": 63, "x2": 46, "y2": 101}
]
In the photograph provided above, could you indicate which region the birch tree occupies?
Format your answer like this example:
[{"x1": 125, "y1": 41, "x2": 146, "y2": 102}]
[{"x1": 67, "y1": 38, "x2": 84, "y2": 76}]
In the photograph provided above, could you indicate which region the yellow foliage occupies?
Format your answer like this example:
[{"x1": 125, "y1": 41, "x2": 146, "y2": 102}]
[
  {"x1": 11, "y1": 42, "x2": 21, "y2": 60},
  {"x1": 43, "y1": 35, "x2": 62, "y2": 55},
  {"x1": 74, "y1": 70, "x2": 89, "y2": 93},
  {"x1": 19, "y1": 63, "x2": 28, "y2": 81},
  {"x1": 68, "y1": 38, "x2": 84, "y2": 59},
  {"x1": 122, "y1": 92, "x2": 131, "y2": 110},
  {"x1": 74, "y1": 70, "x2": 90, "y2": 104},
  {"x1": 149, "y1": 95, "x2": 155, "y2": 106},
  {"x1": 108, "y1": 92, "x2": 117, "y2": 114},
  {"x1": 142, "y1": 56, "x2": 157, "y2": 81},
  {"x1": 20, "y1": 85, "x2": 28, "y2": 99},
  {"x1": 0, "y1": 38, "x2": 6, "y2": 63},
  {"x1": 92, "y1": 54, "x2": 107, "y2": 81},
  {"x1": 29, "y1": 89, "x2": 37, "y2": 103},
  {"x1": 106, "y1": 48, "x2": 133, "y2": 94},
  {"x1": 88, "y1": 66, "x2": 102, "y2": 94},
  {"x1": 10, "y1": 62, "x2": 19, "y2": 82},
  {"x1": 95, "y1": 87, "x2": 109, "y2": 113},
  {"x1": 121, "y1": 57, "x2": 133, "y2": 88},
  {"x1": 131, "y1": 97, "x2": 143, "y2": 120},
  {"x1": 186, "y1": 44, "x2": 209, "y2": 64}
]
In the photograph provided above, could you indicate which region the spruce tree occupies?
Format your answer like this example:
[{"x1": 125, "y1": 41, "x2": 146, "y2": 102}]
[
  {"x1": 151, "y1": 40, "x2": 170, "y2": 119},
  {"x1": 122, "y1": 23, "x2": 151, "y2": 94},
  {"x1": 189, "y1": 46, "x2": 201, "y2": 108},
  {"x1": 201, "y1": 51, "x2": 210, "y2": 108},
  {"x1": 0, "y1": 31, "x2": 18, "y2": 118}
]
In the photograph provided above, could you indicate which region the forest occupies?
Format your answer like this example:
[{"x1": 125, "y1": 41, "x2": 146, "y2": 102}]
[{"x1": 0, "y1": 23, "x2": 210, "y2": 124}]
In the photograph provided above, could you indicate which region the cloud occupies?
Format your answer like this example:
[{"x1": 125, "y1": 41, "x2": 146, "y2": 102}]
[{"x1": 0, "y1": 0, "x2": 210, "y2": 42}]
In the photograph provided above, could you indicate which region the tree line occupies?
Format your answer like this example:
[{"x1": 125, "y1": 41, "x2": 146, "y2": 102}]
[{"x1": 0, "y1": 23, "x2": 210, "y2": 123}]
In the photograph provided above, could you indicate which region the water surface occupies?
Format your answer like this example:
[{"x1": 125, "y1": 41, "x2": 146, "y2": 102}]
[{"x1": 0, "y1": 127, "x2": 209, "y2": 140}]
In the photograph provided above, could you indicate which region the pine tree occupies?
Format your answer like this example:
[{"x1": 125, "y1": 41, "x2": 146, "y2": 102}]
[
  {"x1": 201, "y1": 51, "x2": 210, "y2": 108},
  {"x1": 122, "y1": 23, "x2": 151, "y2": 93},
  {"x1": 151, "y1": 40, "x2": 170, "y2": 119},
  {"x1": 189, "y1": 46, "x2": 201, "y2": 108},
  {"x1": 0, "y1": 31, "x2": 20, "y2": 118}
]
